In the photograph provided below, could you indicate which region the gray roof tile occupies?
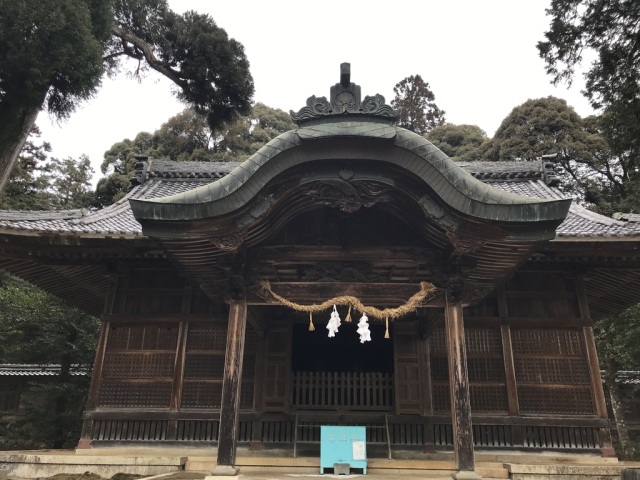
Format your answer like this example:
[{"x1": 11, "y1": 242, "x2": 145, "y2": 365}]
[{"x1": 0, "y1": 160, "x2": 638, "y2": 239}]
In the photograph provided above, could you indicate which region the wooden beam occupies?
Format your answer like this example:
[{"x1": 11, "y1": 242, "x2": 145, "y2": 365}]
[
  {"x1": 215, "y1": 300, "x2": 248, "y2": 474},
  {"x1": 445, "y1": 301, "x2": 476, "y2": 474}
]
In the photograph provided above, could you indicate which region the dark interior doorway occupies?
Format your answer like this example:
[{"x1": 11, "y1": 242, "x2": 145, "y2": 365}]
[{"x1": 291, "y1": 322, "x2": 394, "y2": 373}]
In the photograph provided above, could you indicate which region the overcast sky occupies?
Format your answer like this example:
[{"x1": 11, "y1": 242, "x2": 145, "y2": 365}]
[{"x1": 37, "y1": 0, "x2": 595, "y2": 184}]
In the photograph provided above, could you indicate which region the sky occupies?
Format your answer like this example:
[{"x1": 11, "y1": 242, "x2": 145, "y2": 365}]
[{"x1": 37, "y1": 0, "x2": 596, "y2": 185}]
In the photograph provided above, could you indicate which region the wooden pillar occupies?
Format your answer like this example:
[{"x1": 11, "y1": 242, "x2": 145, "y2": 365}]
[
  {"x1": 214, "y1": 299, "x2": 247, "y2": 475},
  {"x1": 77, "y1": 270, "x2": 119, "y2": 449},
  {"x1": 445, "y1": 300, "x2": 477, "y2": 475},
  {"x1": 577, "y1": 275, "x2": 615, "y2": 456},
  {"x1": 498, "y1": 283, "x2": 523, "y2": 446}
]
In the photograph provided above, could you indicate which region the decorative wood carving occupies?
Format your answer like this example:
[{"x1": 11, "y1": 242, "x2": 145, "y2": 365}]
[
  {"x1": 301, "y1": 179, "x2": 392, "y2": 213},
  {"x1": 446, "y1": 230, "x2": 486, "y2": 258},
  {"x1": 212, "y1": 230, "x2": 248, "y2": 252},
  {"x1": 299, "y1": 261, "x2": 377, "y2": 282}
]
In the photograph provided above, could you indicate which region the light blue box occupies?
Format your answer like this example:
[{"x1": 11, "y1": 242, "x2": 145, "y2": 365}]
[{"x1": 320, "y1": 425, "x2": 367, "y2": 474}]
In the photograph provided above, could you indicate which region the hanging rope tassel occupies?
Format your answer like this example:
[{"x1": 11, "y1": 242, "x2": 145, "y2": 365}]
[
  {"x1": 384, "y1": 317, "x2": 390, "y2": 339},
  {"x1": 309, "y1": 312, "x2": 315, "y2": 331},
  {"x1": 345, "y1": 305, "x2": 352, "y2": 323}
]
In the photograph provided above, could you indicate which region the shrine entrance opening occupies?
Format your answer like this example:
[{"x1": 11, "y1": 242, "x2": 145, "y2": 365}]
[{"x1": 290, "y1": 322, "x2": 394, "y2": 411}]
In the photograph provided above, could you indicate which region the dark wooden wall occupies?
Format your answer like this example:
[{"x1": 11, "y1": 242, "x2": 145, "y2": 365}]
[
  {"x1": 79, "y1": 261, "x2": 609, "y2": 452},
  {"x1": 80, "y1": 261, "x2": 260, "y2": 444}
]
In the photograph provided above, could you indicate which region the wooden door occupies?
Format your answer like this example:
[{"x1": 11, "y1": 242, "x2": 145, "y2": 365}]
[
  {"x1": 394, "y1": 321, "x2": 423, "y2": 414},
  {"x1": 262, "y1": 321, "x2": 292, "y2": 412}
]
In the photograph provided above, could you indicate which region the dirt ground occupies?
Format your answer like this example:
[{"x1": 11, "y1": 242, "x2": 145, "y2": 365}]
[{"x1": 35, "y1": 474, "x2": 144, "y2": 480}]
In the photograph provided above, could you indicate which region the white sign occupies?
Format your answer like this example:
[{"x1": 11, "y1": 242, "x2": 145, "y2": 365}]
[{"x1": 352, "y1": 441, "x2": 366, "y2": 461}]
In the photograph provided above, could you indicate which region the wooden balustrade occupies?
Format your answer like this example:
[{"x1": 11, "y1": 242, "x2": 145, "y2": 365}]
[{"x1": 291, "y1": 371, "x2": 393, "y2": 410}]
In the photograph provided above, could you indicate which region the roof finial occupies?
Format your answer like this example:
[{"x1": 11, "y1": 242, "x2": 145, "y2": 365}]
[
  {"x1": 289, "y1": 63, "x2": 400, "y2": 126},
  {"x1": 340, "y1": 63, "x2": 351, "y2": 87}
]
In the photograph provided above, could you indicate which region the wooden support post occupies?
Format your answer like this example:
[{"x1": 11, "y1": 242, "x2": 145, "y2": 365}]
[
  {"x1": 78, "y1": 271, "x2": 119, "y2": 449},
  {"x1": 501, "y1": 323, "x2": 523, "y2": 447},
  {"x1": 213, "y1": 300, "x2": 247, "y2": 476},
  {"x1": 445, "y1": 300, "x2": 478, "y2": 477},
  {"x1": 584, "y1": 325, "x2": 615, "y2": 456},
  {"x1": 577, "y1": 275, "x2": 615, "y2": 457}
]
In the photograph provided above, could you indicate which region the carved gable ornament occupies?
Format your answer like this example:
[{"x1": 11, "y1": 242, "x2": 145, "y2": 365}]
[{"x1": 290, "y1": 63, "x2": 400, "y2": 126}]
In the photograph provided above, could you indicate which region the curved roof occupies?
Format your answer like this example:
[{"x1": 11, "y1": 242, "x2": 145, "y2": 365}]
[
  {"x1": 0, "y1": 160, "x2": 637, "y2": 240},
  {"x1": 129, "y1": 123, "x2": 570, "y2": 226}
]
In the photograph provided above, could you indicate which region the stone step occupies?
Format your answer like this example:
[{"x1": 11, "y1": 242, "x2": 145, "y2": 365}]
[
  {"x1": 476, "y1": 465, "x2": 510, "y2": 479},
  {"x1": 476, "y1": 451, "x2": 619, "y2": 465},
  {"x1": 506, "y1": 463, "x2": 625, "y2": 480}
]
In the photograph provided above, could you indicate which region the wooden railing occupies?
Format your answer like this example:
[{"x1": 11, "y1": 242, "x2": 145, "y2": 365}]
[{"x1": 291, "y1": 371, "x2": 393, "y2": 410}]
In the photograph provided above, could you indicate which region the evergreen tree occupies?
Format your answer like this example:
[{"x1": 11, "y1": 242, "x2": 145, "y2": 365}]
[
  {"x1": 0, "y1": 0, "x2": 254, "y2": 193},
  {"x1": 539, "y1": 0, "x2": 640, "y2": 213},
  {"x1": 95, "y1": 104, "x2": 294, "y2": 206},
  {"x1": 0, "y1": 271, "x2": 100, "y2": 449},
  {"x1": 391, "y1": 75, "x2": 445, "y2": 134},
  {"x1": 425, "y1": 124, "x2": 488, "y2": 162},
  {"x1": 0, "y1": 128, "x2": 95, "y2": 210}
]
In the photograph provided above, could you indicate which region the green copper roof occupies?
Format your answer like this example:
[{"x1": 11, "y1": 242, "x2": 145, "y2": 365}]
[{"x1": 129, "y1": 121, "x2": 570, "y2": 224}]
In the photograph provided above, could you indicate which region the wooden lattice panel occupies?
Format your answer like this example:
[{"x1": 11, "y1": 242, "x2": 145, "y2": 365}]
[
  {"x1": 511, "y1": 328, "x2": 594, "y2": 415},
  {"x1": 512, "y1": 329, "x2": 584, "y2": 356},
  {"x1": 98, "y1": 380, "x2": 172, "y2": 407},
  {"x1": 182, "y1": 324, "x2": 226, "y2": 409},
  {"x1": 103, "y1": 353, "x2": 175, "y2": 379},
  {"x1": 430, "y1": 327, "x2": 507, "y2": 413},
  {"x1": 181, "y1": 381, "x2": 223, "y2": 408},
  {"x1": 108, "y1": 325, "x2": 179, "y2": 350},
  {"x1": 466, "y1": 328, "x2": 501, "y2": 355},
  {"x1": 514, "y1": 358, "x2": 590, "y2": 385},
  {"x1": 518, "y1": 386, "x2": 594, "y2": 415},
  {"x1": 186, "y1": 324, "x2": 227, "y2": 351},
  {"x1": 240, "y1": 381, "x2": 254, "y2": 409},
  {"x1": 430, "y1": 328, "x2": 447, "y2": 354},
  {"x1": 184, "y1": 354, "x2": 225, "y2": 378},
  {"x1": 430, "y1": 357, "x2": 448, "y2": 382},
  {"x1": 432, "y1": 384, "x2": 450, "y2": 412},
  {"x1": 470, "y1": 385, "x2": 508, "y2": 412},
  {"x1": 98, "y1": 323, "x2": 178, "y2": 408},
  {"x1": 468, "y1": 357, "x2": 506, "y2": 382}
]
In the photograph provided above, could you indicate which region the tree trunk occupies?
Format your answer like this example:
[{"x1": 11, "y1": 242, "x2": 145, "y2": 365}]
[
  {"x1": 604, "y1": 361, "x2": 635, "y2": 459},
  {"x1": 0, "y1": 95, "x2": 44, "y2": 194}
]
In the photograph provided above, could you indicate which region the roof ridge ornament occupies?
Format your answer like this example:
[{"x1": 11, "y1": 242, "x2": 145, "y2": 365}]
[{"x1": 290, "y1": 63, "x2": 400, "y2": 126}]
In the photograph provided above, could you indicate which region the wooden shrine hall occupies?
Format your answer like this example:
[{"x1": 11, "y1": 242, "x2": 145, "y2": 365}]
[{"x1": 2, "y1": 64, "x2": 640, "y2": 477}]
